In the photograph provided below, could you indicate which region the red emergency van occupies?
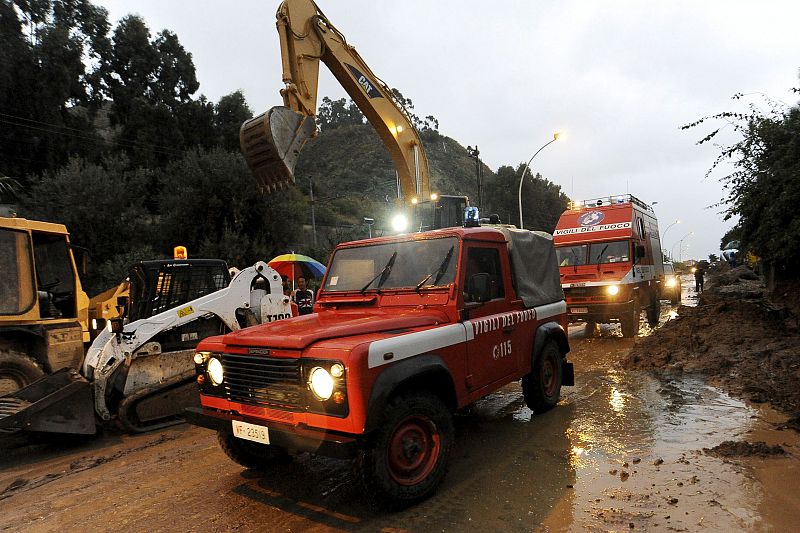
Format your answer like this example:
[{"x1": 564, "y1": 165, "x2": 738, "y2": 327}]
[{"x1": 553, "y1": 194, "x2": 664, "y2": 337}]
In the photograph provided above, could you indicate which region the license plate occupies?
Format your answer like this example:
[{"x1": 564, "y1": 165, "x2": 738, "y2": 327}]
[
  {"x1": 570, "y1": 307, "x2": 589, "y2": 314},
  {"x1": 232, "y1": 420, "x2": 270, "y2": 445}
]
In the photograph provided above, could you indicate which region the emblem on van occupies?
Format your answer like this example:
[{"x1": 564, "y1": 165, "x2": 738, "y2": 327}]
[
  {"x1": 578, "y1": 211, "x2": 605, "y2": 226},
  {"x1": 248, "y1": 348, "x2": 271, "y2": 356}
]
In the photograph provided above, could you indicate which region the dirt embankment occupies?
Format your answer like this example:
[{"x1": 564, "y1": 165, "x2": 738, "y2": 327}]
[{"x1": 623, "y1": 266, "x2": 800, "y2": 421}]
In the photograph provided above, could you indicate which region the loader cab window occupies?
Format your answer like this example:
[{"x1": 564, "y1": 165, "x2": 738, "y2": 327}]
[
  {"x1": 464, "y1": 247, "x2": 505, "y2": 302},
  {"x1": 0, "y1": 228, "x2": 36, "y2": 315},
  {"x1": 32, "y1": 232, "x2": 76, "y2": 318}
]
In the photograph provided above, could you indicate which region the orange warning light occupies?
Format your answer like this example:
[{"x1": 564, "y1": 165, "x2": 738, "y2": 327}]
[{"x1": 174, "y1": 246, "x2": 188, "y2": 259}]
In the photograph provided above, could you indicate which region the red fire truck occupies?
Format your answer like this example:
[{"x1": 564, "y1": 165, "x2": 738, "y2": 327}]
[
  {"x1": 185, "y1": 225, "x2": 573, "y2": 508},
  {"x1": 553, "y1": 194, "x2": 664, "y2": 337}
]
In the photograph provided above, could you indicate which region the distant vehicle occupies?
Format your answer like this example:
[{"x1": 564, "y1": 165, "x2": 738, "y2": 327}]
[
  {"x1": 660, "y1": 263, "x2": 681, "y2": 304},
  {"x1": 722, "y1": 241, "x2": 740, "y2": 266}
]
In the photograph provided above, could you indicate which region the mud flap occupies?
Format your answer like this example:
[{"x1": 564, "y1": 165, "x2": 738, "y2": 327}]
[
  {"x1": 240, "y1": 105, "x2": 316, "y2": 192},
  {"x1": 561, "y1": 362, "x2": 575, "y2": 386},
  {"x1": 0, "y1": 368, "x2": 96, "y2": 435}
]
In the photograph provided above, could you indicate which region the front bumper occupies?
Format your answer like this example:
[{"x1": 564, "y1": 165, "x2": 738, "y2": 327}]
[
  {"x1": 565, "y1": 300, "x2": 633, "y2": 323},
  {"x1": 184, "y1": 407, "x2": 360, "y2": 459}
]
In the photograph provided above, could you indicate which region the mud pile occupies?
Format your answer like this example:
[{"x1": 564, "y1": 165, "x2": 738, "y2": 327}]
[
  {"x1": 623, "y1": 269, "x2": 800, "y2": 416},
  {"x1": 704, "y1": 440, "x2": 786, "y2": 458}
]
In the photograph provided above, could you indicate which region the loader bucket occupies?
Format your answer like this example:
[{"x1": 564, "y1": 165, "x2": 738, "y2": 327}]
[
  {"x1": 0, "y1": 368, "x2": 96, "y2": 435},
  {"x1": 239, "y1": 106, "x2": 316, "y2": 192}
]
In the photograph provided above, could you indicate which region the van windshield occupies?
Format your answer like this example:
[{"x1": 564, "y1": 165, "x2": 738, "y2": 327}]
[
  {"x1": 556, "y1": 245, "x2": 587, "y2": 267},
  {"x1": 324, "y1": 237, "x2": 459, "y2": 292},
  {"x1": 589, "y1": 240, "x2": 630, "y2": 264}
]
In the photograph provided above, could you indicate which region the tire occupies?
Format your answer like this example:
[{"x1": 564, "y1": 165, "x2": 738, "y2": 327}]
[
  {"x1": 620, "y1": 299, "x2": 640, "y2": 338},
  {"x1": 356, "y1": 393, "x2": 454, "y2": 510},
  {"x1": 522, "y1": 341, "x2": 563, "y2": 413},
  {"x1": 584, "y1": 321, "x2": 597, "y2": 337},
  {"x1": 670, "y1": 292, "x2": 680, "y2": 305},
  {"x1": 0, "y1": 350, "x2": 44, "y2": 396},
  {"x1": 217, "y1": 431, "x2": 289, "y2": 470},
  {"x1": 646, "y1": 296, "x2": 660, "y2": 327}
]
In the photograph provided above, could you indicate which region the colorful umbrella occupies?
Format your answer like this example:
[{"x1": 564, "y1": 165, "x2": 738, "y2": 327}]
[{"x1": 267, "y1": 253, "x2": 327, "y2": 280}]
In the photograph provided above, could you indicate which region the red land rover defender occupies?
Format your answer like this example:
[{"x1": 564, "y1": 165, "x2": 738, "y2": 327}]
[{"x1": 185, "y1": 225, "x2": 573, "y2": 507}]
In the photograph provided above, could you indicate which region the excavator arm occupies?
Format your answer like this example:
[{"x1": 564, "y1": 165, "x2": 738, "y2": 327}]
[{"x1": 240, "y1": 0, "x2": 430, "y2": 204}]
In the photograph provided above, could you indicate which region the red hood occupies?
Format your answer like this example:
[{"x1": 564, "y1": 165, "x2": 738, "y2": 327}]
[{"x1": 223, "y1": 308, "x2": 449, "y2": 350}]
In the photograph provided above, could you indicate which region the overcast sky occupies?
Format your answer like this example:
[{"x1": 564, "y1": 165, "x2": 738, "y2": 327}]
[{"x1": 96, "y1": 0, "x2": 799, "y2": 260}]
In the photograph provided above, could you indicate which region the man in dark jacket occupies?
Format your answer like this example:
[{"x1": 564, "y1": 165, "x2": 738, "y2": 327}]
[
  {"x1": 291, "y1": 276, "x2": 315, "y2": 315},
  {"x1": 694, "y1": 267, "x2": 705, "y2": 293}
]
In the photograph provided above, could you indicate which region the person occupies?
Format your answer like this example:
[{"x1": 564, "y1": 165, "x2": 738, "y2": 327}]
[
  {"x1": 291, "y1": 276, "x2": 315, "y2": 315},
  {"x1": 694, "y1": 266, "x2": 705, "y2": 293},
  {"x1": 281, "y1": 275, "x2": 291, "y2": 297}
]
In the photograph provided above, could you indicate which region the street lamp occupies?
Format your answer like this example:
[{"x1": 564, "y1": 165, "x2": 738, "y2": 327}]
[
  {"x1": 518, "y1": 132, "x2": 563, "y2": 229},
  {"x1": 671, "y1": 231, "x2": 693, "y2": 263},
  {"x1": 363, "y1": 217, "x2": 375, "y2": 238},
  {"x1": 661, "y1": 219, "x2": 680, "y2": 259}
]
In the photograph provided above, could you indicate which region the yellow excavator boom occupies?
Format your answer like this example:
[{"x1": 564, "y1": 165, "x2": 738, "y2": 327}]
[{"x1": 240, "y1": 0, "x2": 431, "y2": 204}]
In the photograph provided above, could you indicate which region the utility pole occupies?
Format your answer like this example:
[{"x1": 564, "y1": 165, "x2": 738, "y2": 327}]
[
  {"x1": 467, "y1": 145, "x2": 482, "y2": 207},
  {"x1": 309, "y1": 178, "x2": 317, "y2": 248}
]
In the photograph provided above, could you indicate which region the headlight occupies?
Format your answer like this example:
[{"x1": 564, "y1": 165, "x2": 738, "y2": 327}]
[
  {"x1": 308, "y1": 366, "x2": 334, "y2": 400},
  {"x1": 194, "y1": 351, "x2": 209, "y2": 365},
  {"x1": 606, "y1": 285, "x2": 620, "y2": 296},
  {"x1": 207, "y1": 357, "x2": 224, "y2": 386},
  {"x1": 391, "y1": 214, "x2": 409, "y2": 233},
  {"x1": 665, "y1": 277, "x2": 677, "y2": 288},
  {"x1": 330, "y1": 363, "x2": 345, "y2": 378}
]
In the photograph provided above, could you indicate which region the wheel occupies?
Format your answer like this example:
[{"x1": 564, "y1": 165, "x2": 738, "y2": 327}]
[
  {"x1": 620, "y1": 299, "x2": 640, "y2": 338},
  {"x1": 0, "y1": 350, "x2": 44, "y2": 396},
  {"x1": 217, "y1": 431, "x2": 289, "y2": 469},
  {"x1": 584, "y1": 321, "x2": 597, "y2": 337},
  {"x1": 670, "y1": 291, "x2": 680, "y2": 305},
  {"x1": 646, "y1": 296, "x2": 660, "y2": 327},
  {"x1": 356, "y1": 393, "x2": 454, "y2": 509},
  {"x1": 522, "y1": 341, "x2": 563, "y2": 413}
]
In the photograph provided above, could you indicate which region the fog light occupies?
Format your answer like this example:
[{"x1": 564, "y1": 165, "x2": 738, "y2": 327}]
[
  {"x1": 207, "y1": 357, "x2": 224, "y2": 386},
  {"x1": 606, "y1": 285, "x2": 620, "y2": 296},
  {"x1": 193, "y1": 352, "x2": 208, "y2": 365},
  {"x1": 330, "y1": 363, "x2": 345, "y2": 378},
  {"x1": 309, "y1": 367, "x2": 334, "y2": 400}
]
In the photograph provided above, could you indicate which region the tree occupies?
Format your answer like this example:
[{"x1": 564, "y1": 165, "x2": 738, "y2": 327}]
[
  {"x1": 316, "y1": 96, "x2": 364, "y2": 131},
  {"x1": 215, "y1": 90, "x2": 252, "y2": 152},
  {"x1": 17, "y1": 155, "x2": 153, "y2": 293},
  {"x1": 684, "y1": 86, "x2": 800, "y2": 283},
  {"x1": 484, "y1": 164, "x2": 568, "y2": 231},
  {"x1": 708, "y1": 254, "x2": 719, "y2": 263}
]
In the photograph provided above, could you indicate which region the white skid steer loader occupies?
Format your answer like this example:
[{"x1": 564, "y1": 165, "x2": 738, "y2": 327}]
[{"x1": 0, "y1": 261, "x2": 292, "y2": 435}]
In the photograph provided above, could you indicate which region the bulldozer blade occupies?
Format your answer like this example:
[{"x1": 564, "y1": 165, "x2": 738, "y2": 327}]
[
  {"x1": 240, "y1": 106, "x2": 316, "y2": 191},
  {"x1": 0, "y1": 368, "x2": 96, "y2": 435}
]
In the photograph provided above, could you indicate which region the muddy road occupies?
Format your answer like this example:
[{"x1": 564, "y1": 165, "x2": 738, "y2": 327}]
[{"x1": 1, "y1": 292, "x2": 799, "y2": 532}]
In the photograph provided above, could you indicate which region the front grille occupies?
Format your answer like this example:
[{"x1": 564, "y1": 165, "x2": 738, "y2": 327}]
[{"x1": 222, "y1": 353, "x2": 305, "y2": 410}]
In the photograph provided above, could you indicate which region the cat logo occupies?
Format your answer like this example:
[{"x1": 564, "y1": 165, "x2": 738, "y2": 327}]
[{"x1": 345, "y1": 63, "x2": 383, "y2": 99}]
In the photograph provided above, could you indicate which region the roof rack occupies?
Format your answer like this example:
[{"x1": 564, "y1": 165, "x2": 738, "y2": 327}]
[{"x1": 575, "y1": 194, "x2": 653, "y2": 212}]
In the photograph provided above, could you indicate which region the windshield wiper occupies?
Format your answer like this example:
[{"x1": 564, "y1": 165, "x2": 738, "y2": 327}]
[
  {"x1": 415, "y1": 245, "x2": 455, "y2": 292},
  {"x1": 594, "y1": 244, "x2": 609, "y2": 270},
  {"x1": 360, "y1": 251, "x2": 397, "y2": 294}
]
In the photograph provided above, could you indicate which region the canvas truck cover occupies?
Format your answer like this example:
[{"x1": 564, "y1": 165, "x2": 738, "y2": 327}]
[{"x1": 498, "y1": 227, "x2": 564, "y2": 309}]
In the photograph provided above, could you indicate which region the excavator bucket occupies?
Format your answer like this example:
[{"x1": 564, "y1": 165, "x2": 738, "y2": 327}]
[
  {"x1": 0, "y1": 368, "x2": 96, "y2": 435},
  {"x1": 239, "y1": 106, "x2": 316, "y2": 192}
]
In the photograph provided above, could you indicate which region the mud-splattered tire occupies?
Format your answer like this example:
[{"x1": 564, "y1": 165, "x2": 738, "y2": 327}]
[
  {"x1": 522, "y1": 341, "x2": 563, "y2": 413},
  {"x1": 646, "y1": 296, "x2": 660, "y2": 327},
  {"x1": 0, "y1": 351, "x2": 43, "y2": 396},
  {"x1": 620, "y1": 300, "x2": 640, "y2": 338},
  {"x1": 217, "y1": 431, "x2": 289, "y2": 470},
  {"x1": 356, "y1": 393, "x2": 453, "y2": 510}
]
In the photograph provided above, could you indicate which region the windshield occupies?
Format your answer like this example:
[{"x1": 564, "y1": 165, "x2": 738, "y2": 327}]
[
  {"x1": 324, "y1": 237, "x2": 459, "y2": 292},
  {"x1": 589, "y1": 240, "x2": 630, "y2": 264},
  {"x1": 0, "y1": 228, "x2": 35, "y2": 315},
  {"x1": 556, "y1": 245, "x2": 587, "y2": 267}
]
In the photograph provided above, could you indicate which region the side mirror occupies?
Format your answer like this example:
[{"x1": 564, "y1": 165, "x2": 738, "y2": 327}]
[
  {"x1": 636, "y1": 245, "x2": 646, "y2": 259},
  {"x1": 468, "y1": 273, "x2": 492, "y2": 303}
]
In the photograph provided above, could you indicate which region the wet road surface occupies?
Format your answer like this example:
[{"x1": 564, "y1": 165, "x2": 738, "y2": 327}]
[{"x1": 1, "y1": 294, "x2": 798, "y2": 532}]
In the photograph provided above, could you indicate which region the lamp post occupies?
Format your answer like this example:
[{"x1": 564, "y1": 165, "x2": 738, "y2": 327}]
[
  {"x1": 518, "y1": 132, "x2": 563, "y2": 229},
  {"x1": 466, "y1": 145, "x2": 483, "y2": 207},
  {"x1": 671, "y1": 231, "x2": 693, "y2": 263},
  {"x1": 661, "y1": 218, "x2": 680, "y2": 260}
]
